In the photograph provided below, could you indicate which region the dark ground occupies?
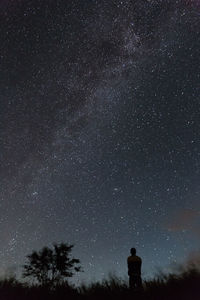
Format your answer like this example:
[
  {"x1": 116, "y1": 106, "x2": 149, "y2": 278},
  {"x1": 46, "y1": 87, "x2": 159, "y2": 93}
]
[{"x1": 0, "y1": 265, "x2": 199, "y2": 300}]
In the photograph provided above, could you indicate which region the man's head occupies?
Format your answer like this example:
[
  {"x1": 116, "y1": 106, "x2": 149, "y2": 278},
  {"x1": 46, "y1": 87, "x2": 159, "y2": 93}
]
[{"x1": 130, "y1": 248, "x2": 136, "y2": 255}]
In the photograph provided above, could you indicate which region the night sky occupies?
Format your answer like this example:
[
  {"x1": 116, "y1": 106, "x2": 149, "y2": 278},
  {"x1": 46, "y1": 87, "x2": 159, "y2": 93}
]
[{"x1": 1, "y1": 0, "x2": 200, "y2": 284}]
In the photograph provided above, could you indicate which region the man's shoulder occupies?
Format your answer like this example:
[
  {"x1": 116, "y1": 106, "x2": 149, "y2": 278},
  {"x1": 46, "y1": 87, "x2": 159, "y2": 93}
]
[
  {"x1": 136, "y1": 255, "x2": 142, "y2": 262},
  {"x1": 127, "y1": 255, "x2": 142, "y2": 262}
]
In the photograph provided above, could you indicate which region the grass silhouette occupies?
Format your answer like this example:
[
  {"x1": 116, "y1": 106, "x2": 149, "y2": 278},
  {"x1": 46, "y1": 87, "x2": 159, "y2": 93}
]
[{"x1": 0, "y1": 264, "x2": 199, "y2": 300}]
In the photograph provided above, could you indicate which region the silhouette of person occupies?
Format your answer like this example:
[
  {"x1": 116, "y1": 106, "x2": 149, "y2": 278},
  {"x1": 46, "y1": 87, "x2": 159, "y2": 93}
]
[{"x1": 127, "y1": 248, "x2": 142, "y2": 290}]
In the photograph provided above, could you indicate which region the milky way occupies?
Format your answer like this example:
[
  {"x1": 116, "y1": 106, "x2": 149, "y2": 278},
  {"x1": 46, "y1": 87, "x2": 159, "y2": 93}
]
[{"x1": 0, "y1": 0, "x2": 200, "y2": 283}]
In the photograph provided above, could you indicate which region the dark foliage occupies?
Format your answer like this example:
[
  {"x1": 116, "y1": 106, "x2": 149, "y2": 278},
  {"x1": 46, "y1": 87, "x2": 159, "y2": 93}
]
[
  {"x1": 0, "y1": 264, "x2": 199, "y2": 299},
  {"x1": 23, "y1": 243, "x2": 82, "y2": 287}
]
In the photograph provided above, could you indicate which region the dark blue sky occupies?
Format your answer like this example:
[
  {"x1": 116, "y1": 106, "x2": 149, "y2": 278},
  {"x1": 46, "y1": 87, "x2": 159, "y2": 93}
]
[{"x1": 0, "y1": 0, "x2": 200, "y2": 284}]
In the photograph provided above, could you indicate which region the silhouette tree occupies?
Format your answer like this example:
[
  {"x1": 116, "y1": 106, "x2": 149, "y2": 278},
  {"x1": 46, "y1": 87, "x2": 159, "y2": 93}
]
[{"x1": 23, "y1": 243, "x2": 82, "y2": 286}]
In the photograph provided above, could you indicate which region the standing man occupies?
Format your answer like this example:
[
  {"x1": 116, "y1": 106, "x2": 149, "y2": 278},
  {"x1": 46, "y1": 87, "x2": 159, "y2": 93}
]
[{"x1": 127, "y1": 248, "x2": 142, "y2": 290}]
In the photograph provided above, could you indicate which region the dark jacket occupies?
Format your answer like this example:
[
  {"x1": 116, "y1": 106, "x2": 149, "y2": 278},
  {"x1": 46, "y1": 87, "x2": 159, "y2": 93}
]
[{"x1": 127, "y1": 255, "x2": 142, "y2": 276}]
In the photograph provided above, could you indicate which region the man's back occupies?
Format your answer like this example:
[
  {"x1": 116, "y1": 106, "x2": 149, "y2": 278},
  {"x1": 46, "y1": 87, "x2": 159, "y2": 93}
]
[{"x1": 127, "y1": 255, "x2": 142, "y2": 276}]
